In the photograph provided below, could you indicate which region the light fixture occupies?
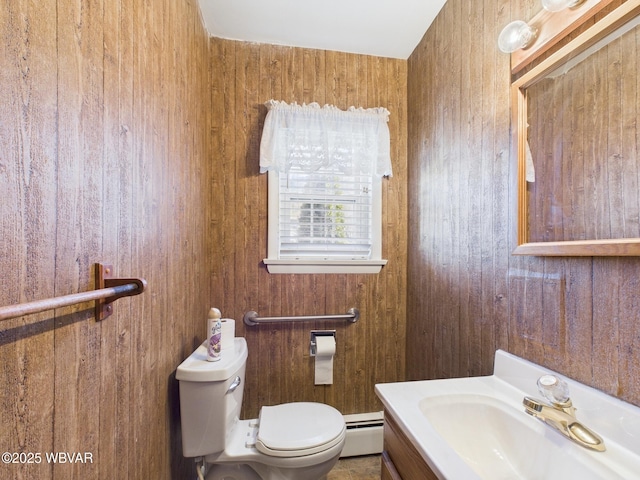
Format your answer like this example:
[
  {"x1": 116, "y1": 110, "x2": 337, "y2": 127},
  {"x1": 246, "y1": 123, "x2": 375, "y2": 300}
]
[
  {"x1": 498, "y1": 20, "x2": 538, "y2": 53},
  {"x1": 542, "y1": 0, "x2": 584, "y2": 12},
  {"x1": 498, "y1": 0, "x2": 588, "y2": 53}
]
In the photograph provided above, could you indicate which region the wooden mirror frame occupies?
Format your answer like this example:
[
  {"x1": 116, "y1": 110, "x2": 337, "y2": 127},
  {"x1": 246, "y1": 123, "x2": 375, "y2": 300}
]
[{"x1": 512, "y1": 0, "x2": 640, "y2": 256}]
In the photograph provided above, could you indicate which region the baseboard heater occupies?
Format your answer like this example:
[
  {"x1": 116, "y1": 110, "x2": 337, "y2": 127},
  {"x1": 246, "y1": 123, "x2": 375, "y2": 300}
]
[{"x1": 340, "y1": 411, "x2": 384, "y2": 457}]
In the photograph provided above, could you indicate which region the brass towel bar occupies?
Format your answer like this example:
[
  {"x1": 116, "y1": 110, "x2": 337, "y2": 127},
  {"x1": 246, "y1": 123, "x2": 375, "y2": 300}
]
[
  {"x1": 0, "y1": 263, "x2": 146, "y2": 322},
  {"x1": 243, "y1": 308, "x2": 359, "y2": 326}
]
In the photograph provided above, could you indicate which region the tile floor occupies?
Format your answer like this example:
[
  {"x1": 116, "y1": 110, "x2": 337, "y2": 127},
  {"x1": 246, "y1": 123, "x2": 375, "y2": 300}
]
[{"x1": 327, "y1": 454, "x2": 381, "y2": 480}]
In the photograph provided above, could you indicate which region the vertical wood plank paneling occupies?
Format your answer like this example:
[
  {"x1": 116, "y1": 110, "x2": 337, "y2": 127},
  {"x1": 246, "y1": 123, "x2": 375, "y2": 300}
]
[
  {"x1": 492, "y1": 0, "x2": 512, "y2": 360},
  {"x1": 54, "y1": 0, "x2": 104, "y2": 478},
  {"x1": 463, "y1": 0, "x2": 485, "y2": 378},
  {"x1": 445, "y1": 0, "x2": 461, "y2": 377},
  {"x1": 100, "y1": 0, "x2": 122, "y2": 475},
  {"x1": 385, "y1": 57, "x2": 407, "y2": 384},
  {"x1": 164, "y1": 2, "x2": 179, "y2": 473},
  {"x1": 437, "y1": 12, "x2": 451, "y2": 376},
  {"x1": 592, "y1": 258, "x2": 620, "y2": 391},
  {"x1": 210, "y1": 39, "x2": 408, "y2": 419},
  {"x1": 234, "y1": 41, "x2": 261, "y2": 415},
  {"x1": 478, "y1": 0, "x2": 497, "y2": 373},
  {"x1": 150, "y1": 2, "x2": 166, "y2": 474},
  {"x1": 618, "y1": 261, "x2": 640, "y2": 400},
  {"x1": 406, "y1": 22, "x2": 427, "y2": 381},
  {"x1": 456, "y1": 0, "x2": 479, "y2": 378},
  {"x1": 1, "y1": 0, "x2": 211, "y2": 478},
  {"x1": 211, "y1": 39, "x2": 237, "y2": 318},
  {"x1": 407, "y1": 0, "x2": 640, "y2": 409},
  {"x1": 561, "y1": 259, "x2": 593, "y2": 380},
  {"x1": 0, "y1": 0, "x2": 58, "y2": 477},
  {"x1": 114, "y1": 1, "x2": 136, "y2": 477},
  {"x1": 131, "y1": 1, "x2": 154, "y2": 476}
]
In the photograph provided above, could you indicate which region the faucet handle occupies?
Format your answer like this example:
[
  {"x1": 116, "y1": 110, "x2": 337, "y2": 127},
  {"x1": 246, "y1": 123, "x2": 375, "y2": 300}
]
[{"x1": 537, "y1": 374, "x2": 570, "y2": 404}]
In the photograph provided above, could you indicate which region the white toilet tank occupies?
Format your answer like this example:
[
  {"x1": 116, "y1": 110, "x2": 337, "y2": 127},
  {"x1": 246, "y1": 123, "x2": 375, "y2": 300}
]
[{"x1": 176, "y1": 337, "x2": 248, "y2": 457}]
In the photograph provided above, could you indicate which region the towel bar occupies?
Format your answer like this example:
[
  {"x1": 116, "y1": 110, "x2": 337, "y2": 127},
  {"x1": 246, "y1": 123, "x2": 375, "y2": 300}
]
[{"x1": 0, "y1": 263, "x2": 146, "y2": 322}]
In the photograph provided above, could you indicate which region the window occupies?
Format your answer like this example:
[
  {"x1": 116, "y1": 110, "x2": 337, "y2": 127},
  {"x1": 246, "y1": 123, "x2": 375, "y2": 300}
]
[{"x1": 260, "y1": 101, "x2": 392, "y2": 274}]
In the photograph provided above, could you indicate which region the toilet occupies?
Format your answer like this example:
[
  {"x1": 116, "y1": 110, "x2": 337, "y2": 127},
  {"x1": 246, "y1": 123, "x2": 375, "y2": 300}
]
[{"x1": 176, "y1": 337, "x2": 346, "y2": 480}]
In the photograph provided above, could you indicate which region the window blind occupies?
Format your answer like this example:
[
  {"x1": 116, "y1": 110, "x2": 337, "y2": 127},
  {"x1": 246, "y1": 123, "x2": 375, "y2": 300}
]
[{"x1": 278, "y1": 169, "x2": 373, "y2": 260}]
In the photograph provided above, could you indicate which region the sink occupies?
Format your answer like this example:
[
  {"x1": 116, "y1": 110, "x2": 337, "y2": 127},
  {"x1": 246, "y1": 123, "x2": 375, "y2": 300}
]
[
  {"x1": 420, "y1": 393, "x2": 633, "y2": 479},
  {"x1": 375, "y1": 351, "x2": 640, "y2": 479}
]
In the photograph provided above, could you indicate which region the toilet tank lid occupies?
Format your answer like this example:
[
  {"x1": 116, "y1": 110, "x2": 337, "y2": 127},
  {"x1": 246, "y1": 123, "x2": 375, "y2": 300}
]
[{"x1": 176, "y1": 337, "x2": 248, "y2": 382}]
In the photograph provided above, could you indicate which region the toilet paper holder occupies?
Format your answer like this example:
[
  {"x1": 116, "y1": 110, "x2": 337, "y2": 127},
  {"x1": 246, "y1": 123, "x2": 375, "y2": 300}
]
[{"x1": 310, "y1": 330, "x2": 336, "y2": 356}]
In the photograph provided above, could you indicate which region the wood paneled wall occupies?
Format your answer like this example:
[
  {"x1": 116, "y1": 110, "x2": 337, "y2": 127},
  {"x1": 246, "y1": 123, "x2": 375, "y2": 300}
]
[
  {"x1": 209, "y1": 38, "x2": 408, "y2": 419},
  {"x1": 0, "y1": 1, "x2": 211, "y2": 479},
  {"x1": 407, "y1": 0, "x2": 640, "y2": 406}
]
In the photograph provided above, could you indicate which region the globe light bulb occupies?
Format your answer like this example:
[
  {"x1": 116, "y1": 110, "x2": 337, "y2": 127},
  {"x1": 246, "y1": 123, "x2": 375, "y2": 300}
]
[
  {"x1": 542, "y1": 0, "x2": 581, "y2": 12},
  {"x1": 498, "y1": 21, "x2": 538, "y2": 53}
]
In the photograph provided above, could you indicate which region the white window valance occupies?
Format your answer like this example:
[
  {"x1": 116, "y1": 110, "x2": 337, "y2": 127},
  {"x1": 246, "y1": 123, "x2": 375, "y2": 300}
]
[{"x1": 259, "y1": 100, "x2": 393, "y2": 178}]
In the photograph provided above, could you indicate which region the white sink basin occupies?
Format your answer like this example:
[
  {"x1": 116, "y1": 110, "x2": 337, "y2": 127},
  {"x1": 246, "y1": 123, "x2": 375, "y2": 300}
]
[{"x1": 376, "y1": 351, "x2": 640, "y2": 479}]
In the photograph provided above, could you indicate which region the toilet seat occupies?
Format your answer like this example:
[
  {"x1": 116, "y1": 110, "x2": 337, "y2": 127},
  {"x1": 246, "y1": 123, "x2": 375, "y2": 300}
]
[{"x1": 255, "y1": 402, "x2": 346, "y2": 458}]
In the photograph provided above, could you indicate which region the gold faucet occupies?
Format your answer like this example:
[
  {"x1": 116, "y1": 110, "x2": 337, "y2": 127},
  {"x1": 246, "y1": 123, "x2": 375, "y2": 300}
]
[{"x1": 522, "y1": 375, "x2": 606, "y2": 452}]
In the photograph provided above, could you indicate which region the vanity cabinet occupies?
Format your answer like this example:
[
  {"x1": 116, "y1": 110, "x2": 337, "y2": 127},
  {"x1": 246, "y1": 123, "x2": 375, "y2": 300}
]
[{"x1": 381, "y1": 410, "x2": 439, "y2": 480}]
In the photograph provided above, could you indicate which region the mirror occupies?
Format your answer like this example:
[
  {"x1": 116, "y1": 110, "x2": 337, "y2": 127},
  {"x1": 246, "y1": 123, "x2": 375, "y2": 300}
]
[{"x1": 513, "y1": 0, "x2": 640, "y2": 255}]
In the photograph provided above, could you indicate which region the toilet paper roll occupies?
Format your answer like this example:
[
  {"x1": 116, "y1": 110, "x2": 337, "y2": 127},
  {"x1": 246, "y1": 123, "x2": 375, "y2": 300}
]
[
  {"x1": 314, "y1": 336, "x2": 336, "y2": 385},
  {"x1": 220, "y1": 318, "x2": 235, "y2": 350}
]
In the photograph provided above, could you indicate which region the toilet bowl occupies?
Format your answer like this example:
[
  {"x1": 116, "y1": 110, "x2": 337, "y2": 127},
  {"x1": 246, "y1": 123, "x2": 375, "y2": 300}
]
[{"x1": 176, "y1": 337, "x2": 346, "y2": 480}]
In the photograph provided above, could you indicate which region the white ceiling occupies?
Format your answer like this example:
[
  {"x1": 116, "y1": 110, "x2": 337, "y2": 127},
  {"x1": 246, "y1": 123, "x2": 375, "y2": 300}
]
[{"x1": 197, "y1": 0, "x2": 447, "y2": 60}]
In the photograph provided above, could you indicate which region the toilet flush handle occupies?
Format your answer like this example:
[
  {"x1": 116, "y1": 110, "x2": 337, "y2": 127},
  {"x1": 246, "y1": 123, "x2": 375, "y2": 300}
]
[{"x1": 227, "y1": 376, "x2": 242, "y2": 394}]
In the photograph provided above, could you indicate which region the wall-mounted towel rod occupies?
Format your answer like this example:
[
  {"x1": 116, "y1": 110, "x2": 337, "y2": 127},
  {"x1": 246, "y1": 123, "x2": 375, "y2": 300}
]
[
  {"x1": 0, "y1": 263, "x2": 146, "y2": 322},
  {"x1": 243, "y1": 308, "x2": 359, "y2": 326}
]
